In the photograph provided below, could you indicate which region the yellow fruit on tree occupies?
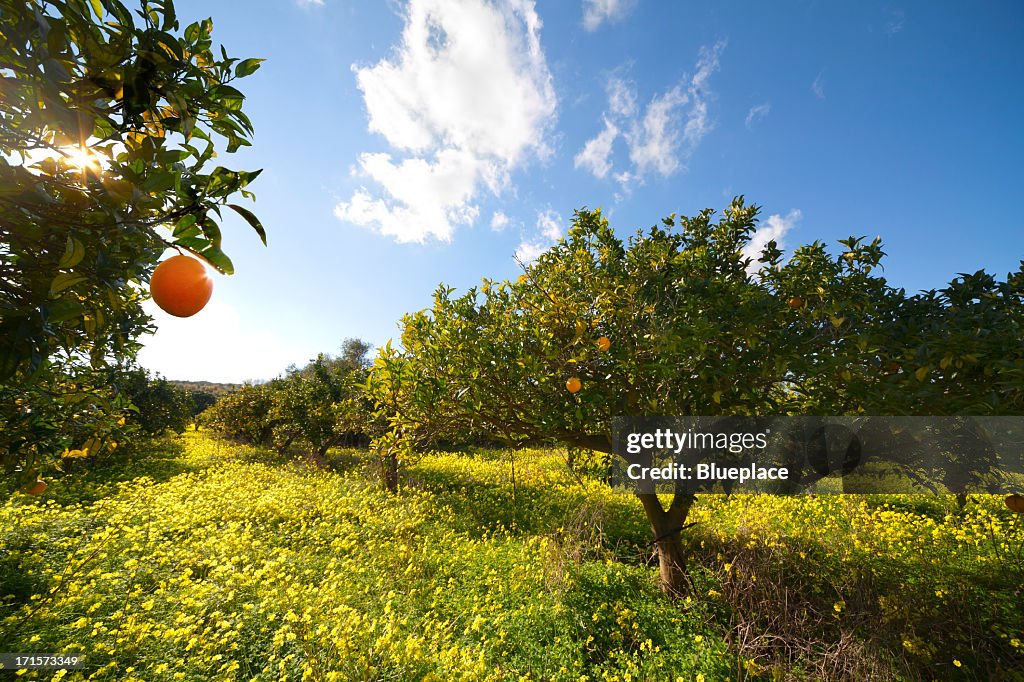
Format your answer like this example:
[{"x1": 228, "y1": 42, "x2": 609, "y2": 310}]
[
  {"x1": 566, "y1": 377, "x2": 582, "y2": 393},
  {"x1": 597, "y1": 336, "x2": 611, "y2": 352}
]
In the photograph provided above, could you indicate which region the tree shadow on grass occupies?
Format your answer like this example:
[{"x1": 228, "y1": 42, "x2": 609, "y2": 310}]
[
  {"x1": 688, "y1": 522, "x2": 1024, "y2": 681},
  {"x1": 405, "y1": 456, "x2": 1024, "y2": 678},
  {"x1": 27, "y1": 437, "x2": 195, "y2": 506},
  {"x1": 406, "y1": 458, "x2": 651, "y2": 561}
]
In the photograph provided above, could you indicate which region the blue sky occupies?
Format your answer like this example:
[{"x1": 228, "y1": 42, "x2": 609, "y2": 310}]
[{"x1": 137, "y1": 0, "x2": 1024, "y2": 383}]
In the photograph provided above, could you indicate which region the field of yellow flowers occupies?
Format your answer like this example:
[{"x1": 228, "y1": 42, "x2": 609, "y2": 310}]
[{"x1": 1, "y1": 432, "x2": 1022, "y2": 681}]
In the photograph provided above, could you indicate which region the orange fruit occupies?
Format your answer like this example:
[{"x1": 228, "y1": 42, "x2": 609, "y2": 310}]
[
  {"x1": 566, "y1": 377, "x2": 582, "y2": 394},
  {"x1": 597, "y1": 336, "x2": 611, "y2": 352},
  {"x1": 787, "y1": 296, "x2": 804, "y2": 310},
  {"x1": 1006, "y1": 494, "x2": 1024, "y2": 513},
  {"x1": 28, "y1": 479, "x2": 47, "y2": 495},
  {"x1": 150, "y1": 254, "x2": 213, "y2": 317}
]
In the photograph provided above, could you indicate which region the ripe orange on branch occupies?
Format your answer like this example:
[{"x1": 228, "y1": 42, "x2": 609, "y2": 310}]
[
  {"x1": 566, "y1": 377, "x2": 582, "y2": 394},
  {"x1": 597, "y1": 336, "x2": 611, "y2": 352},
  {"x1": 787, "y1": 296, "x2": 805, "y2": 310},
  {"x1": 150, "y1": 254, "x2": 213, "y2": 317}
]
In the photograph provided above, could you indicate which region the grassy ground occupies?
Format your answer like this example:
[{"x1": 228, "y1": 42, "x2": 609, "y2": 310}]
[{"x1": 1, "y1": 432, "x2": 1022, "y2": 681}]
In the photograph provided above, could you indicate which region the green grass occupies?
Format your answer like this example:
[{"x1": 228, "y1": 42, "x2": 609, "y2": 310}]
[{"x1": 1, "y1": 432, "x2": 1022, "y2": 681}]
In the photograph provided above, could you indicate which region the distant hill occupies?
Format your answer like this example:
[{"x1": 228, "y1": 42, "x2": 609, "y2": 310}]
[{"x1": 168, "y1": 380, "x2": 242, "y2": 396}]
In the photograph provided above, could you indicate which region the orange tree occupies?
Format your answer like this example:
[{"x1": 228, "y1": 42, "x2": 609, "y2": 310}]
[
  {"x1": 120, "y1": 368, "x2": 192, "y2": 436},
  {"x1": 272, "y1": 343, "x2": 373, "y2": 461},
  {"x1": 0, "y1": 0, "x2": 266, "y2": 486},
  {"x1": 204, "y1": 340, "x2": 374, "y2": 460},
  {"x1": 203, "y1": 381, "x2": 282, "y2": 447},
  {"x1": 367, "y1": 199, "x2": 1023, "y2": 594}
]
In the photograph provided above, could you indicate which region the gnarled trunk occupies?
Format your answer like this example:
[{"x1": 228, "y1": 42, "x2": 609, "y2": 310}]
[
  {"x1": 637, "y1": 491, "x2": 695, "y2": 596},
  {"x1": 569, "y1": 434, "x2": 696, "y2": 596}
]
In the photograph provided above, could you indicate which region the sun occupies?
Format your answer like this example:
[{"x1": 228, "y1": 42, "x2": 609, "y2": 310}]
[{"x1": 62, "y1": 145, "x2": 102, "y2": 173}]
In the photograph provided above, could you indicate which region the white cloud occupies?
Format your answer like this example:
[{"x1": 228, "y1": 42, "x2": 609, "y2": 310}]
[
  {"x1": 612, "y1": 170, "x2": 636, "y2": 186},
  {"x1": 137, "y1": 299, "x2": 308, "y2": 383},
  {"x1": 742, "y1": 209, "x2": 802, "y2": 275},
  {"x1": 515, "y1": 208, "x2": 563, "y2": 263},
  {"x1": 514, "y1": 240, "x2": 548, "y2": 263},
  {"x1": 812, "y1": 70, "x2": 826, "y2": 99},
  {"x1": 606, "y1": 75, "x2": 637, "y2": 117},
  {"x1": 490, "y1": 210, "x2": 509, "y2": 231},
  {"x1": 296, "y1": 0, "x2": 324, "y2": 7},
  {"x1": 884, "y1": 9, "x2": 905, "y2": 35},
  {"x1": 627, "y1": 83, "x2": 689, "y2": 176},
  {"x1": 334, "y1": 149, "x2": 481, "y2": 242},
  {"x1": 575, "y1": 42, "x2": 726, "y2": 186},
  {"x1": 537, "y1": 208, "x2": 562, "y2": 241},
  {"x1": 745, "y1": 102, "x2": 771, "y2": 129},
  {"x1": 573, "y1": 117, "x2": 619, "y2": 179},
  {"x1": 582, "y1": 0, "x2": 636, "y2": 31},
  {"x1": 680, "y1": 41, "x2": 725, "y2": 148},
  {"x1": 335, "y1": 0, "x2": 557, "y2": 243},
  {"x1": 690, "y1": 41, "x2": 723, "y2": 92}
]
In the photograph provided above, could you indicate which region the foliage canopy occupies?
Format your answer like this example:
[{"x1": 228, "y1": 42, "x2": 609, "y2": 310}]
[
  {"x1": 0, "y1": 0, "x2": 265, "y2": 484},
  {"x1": 367, "y1": 199, "x2": 1024, "y2": 591}
]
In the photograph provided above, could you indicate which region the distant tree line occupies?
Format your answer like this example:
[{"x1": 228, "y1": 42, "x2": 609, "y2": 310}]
[
  {"x1": 169, "y1": 380, "x2": 242, "y2": 398},
  {"x1": 202, "y1": 339, "x2": 375, "y2": 463}
]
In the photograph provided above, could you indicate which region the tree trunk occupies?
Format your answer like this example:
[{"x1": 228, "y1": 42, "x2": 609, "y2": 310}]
[
  {"x1": 567, "y1": 434, "x2": 696, "y2": 596},
  {"x1": 637, "y1": 491, "x2": 695, "y2": 596},
  {"x1": 382, "y1": 452, "x2": 399, "y2": 493},
  {"x1": 313, "y1": 444, "x2": 330, "y2": 467},
  {"x1": 276, "y1": 434, "x2": 296, "y2": 456}
]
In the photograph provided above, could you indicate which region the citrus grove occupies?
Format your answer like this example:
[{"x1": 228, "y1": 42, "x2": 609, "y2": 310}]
[
  {"x1": 4, "y1": 186, "x2": 1024, "y2": 681},
  {"x1": 3, "y1": 0, "x2": 1024, "y2": 679}
]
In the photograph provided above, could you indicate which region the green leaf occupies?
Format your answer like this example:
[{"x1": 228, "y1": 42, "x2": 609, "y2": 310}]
[
  {"x1": 172, "y1": 214, "x2": 198, "y2": 237},
  {"x1": 200, "y1": 217, "x2": 222, "y2": 248},
  {"x1": 58, "y1": 237, "x2": 85, "y2": 269},
  {"x1": 198, "y1": 246, "x2": 234, "y2": 275},
  {"x1": 225, "y1": 135, "x2": 249, "y2": 153},
  {"x1": 226, "y1": 204, "x2": 266, "y2": 245},
  {"x1": 238, "y1": 168, "x2": 263, "y2": 187},
  {"x1": 234, "y1": 58, "x2": 264, "y2": 78},
  {"x1": 174, "y1": 236, "x2": 208, "y2": 251},
  {"x1": 211, "y1": 84, "x2": 245, "y2": 111},
  {"x1": 50, "y1": 272, "x2": 87, "y2": 295},
  {"x1": 143, "y1": 170, "x2": 176, "y2": 192},
  {"x1": 48, "y1": 298, "x2": 86, "y2": 324}
]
